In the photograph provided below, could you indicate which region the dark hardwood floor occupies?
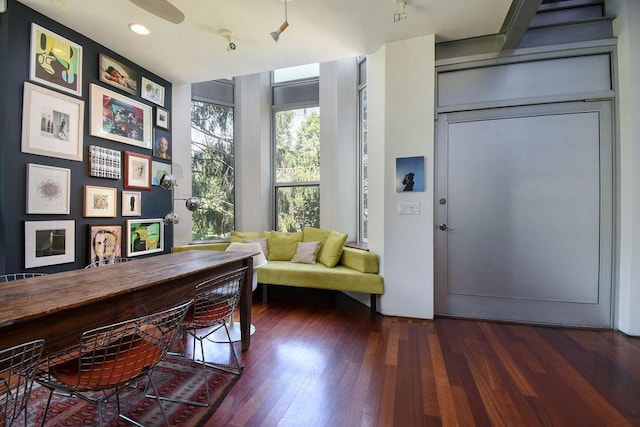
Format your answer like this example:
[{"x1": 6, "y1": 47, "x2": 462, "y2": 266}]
[{"x1": 200, "y1": 287, "x2": 640, "y2": 426}]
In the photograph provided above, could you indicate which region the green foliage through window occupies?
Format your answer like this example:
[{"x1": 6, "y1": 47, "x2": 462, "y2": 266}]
[
  {"x1": 274, "y1": 107, "x2": 320, "y2": 231},
  {"x1": 191, "y1": 101, "x2": 234, "y2": 241}
]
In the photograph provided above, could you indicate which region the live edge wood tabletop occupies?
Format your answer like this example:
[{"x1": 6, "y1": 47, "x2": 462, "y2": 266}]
[{"x1": 0, "y1": 250, "x2": 255, "y2": 356}]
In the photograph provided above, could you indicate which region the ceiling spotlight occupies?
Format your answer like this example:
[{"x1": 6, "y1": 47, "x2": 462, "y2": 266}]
[
  {"x1": 271, "y1": 0, "x2": 289, "y2": 42},
  {"x1": 393, "y1": 0, "x2": 408, "y2": 23},
  {"x1": 219, "y1": 29, "x2": 237, "y2": 52}
]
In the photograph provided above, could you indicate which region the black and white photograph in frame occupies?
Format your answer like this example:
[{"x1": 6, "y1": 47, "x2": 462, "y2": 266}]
[
  {"x1": 155, "y1": 106, "x2": 169, "y2": 129},
  {"x1": 22, "y1": 82, "x2": 84, "y2": 161},
  {"x1": 24, "y1": 220, "x2": 75, "y2": 268},
  {"x1": 141, "y1": 77, "x2": 165, "y2": 106}
]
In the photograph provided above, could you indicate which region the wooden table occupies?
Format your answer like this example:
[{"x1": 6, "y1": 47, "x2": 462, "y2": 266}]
[{"x1": 0, "y1": 250, "x2": 255, "y2": 355}]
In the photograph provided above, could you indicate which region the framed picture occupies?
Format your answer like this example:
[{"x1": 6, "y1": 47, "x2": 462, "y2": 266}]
[
  {"x1": 155, "y1": 106, "x2": 169, "y2": 129},
  {"x1": 84, "y1": 185, "x2": 117, "y2": 217},
  {"x1": 21, "y1": 82, "x2": 84, "y2": 161},
  {"x1": 99, "y1": 53, "x2": 137, "y2": 95},
  {"x1": 30, "y1": 23, "x2": 83, "y2": 96},
  {"x1": 124, "y1": 151, "x2": 152, "y2": 190},
  {"x1": 152, "y1": 161, "x2": 171, "y2": 186},
  {"x1": 26, "y1": 163, "x2": 71, "y2": 214},
  {"x1": 141, "y1": 77, "x2": 165, "y2": 106},
  {"x1": 24, "y1": 220, "x2": 75, "y2": 268},
  {"x1": 396, "y1": 156, "x2": 425, "y2": 192},
  {"x1": 88, "y1": 224, "x2": 122, "y2": 265},
  {"x1": 89, "y1": 83, "x2": 152, "y2": 149},
  {"x1": 89, "y1": 145, "x2": 121, "y2": 179},
  {"x1": 122, "y1": 191, "x2": 142, "y2": 216},
  {"x1": 126, "y1": 219, "x2": 164, "y2": 257},
  {"x1": 153, "y1": 129, "x2": 171, "y2": 160}
]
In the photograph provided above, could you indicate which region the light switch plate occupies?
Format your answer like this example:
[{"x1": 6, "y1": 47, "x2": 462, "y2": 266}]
[{"x1": 398, "y1": 202, "x2": 420, "y2": 215}]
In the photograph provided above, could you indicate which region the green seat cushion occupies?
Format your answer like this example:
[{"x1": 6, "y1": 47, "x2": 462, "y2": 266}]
[
  {"x1": 318, "y1": 230, "x2": 348, "y2": 268},
  {"x1": 267, "y1": 231, "x2": 303, "y2": 261}
]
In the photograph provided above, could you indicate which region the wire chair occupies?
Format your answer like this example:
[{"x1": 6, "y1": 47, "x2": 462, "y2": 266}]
[
  {"x1": 36, "y1": 300, "x2": 192, "y2": 427},
  {"x1": 166, "y1": 267, "x2": 247, "y2": 407},
  {"x1": 0, "y1": 273, "x2": 46, "y2": 282},
  {"x1": 84, "y1": 258, "x2": 135, "y2": 269},
  {"x1": 0, "y1": 339, "x2": 45, "y2": 427}
]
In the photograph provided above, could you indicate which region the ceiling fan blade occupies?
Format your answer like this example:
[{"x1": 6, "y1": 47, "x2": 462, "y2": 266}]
[{"x1": 129, "y1": 0, "x2": 185, "y2": 24}]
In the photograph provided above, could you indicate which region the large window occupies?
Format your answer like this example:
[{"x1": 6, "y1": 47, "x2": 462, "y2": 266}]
[
  {"x1": 274, "y1": 107, "x2": 320, "y2": 231},
  {"x1": 358, "y1": 57, "x2": 368, "y2": 241},
  {"x1": 190, "y1": 100, "x2": 234, "y2": 241},
  {"x1": 272, "y1": 64, "x2": 320, "y2": 232}
]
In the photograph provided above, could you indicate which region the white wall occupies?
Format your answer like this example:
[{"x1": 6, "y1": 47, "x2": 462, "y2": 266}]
[
  {"x1": 235, "y1": 73, "x2": 272, "y2": 232},
  {"x1": 609, "y1": 0, "x2": 640, "y2": 335},
  {"x1": 369, "y1": 35, "x2": 436, "y2": 318},
  {"x1": 171, "y1": 83, "x2": 194, "y2": 246},
  {"x1": 319, "y1": 59, "x2": 358, "y2": 236}
]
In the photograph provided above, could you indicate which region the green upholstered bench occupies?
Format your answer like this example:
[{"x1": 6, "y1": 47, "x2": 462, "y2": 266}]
[{"x1": 172, "y1": 236, "x2": 383, "y2": 313}]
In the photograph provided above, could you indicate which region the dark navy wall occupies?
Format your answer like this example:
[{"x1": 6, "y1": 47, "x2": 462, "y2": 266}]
[{"x1": 0, "y1": 0, "x2": 173, "y2": 273}]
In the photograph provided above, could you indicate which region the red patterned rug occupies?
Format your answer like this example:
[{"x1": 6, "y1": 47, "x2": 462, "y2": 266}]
[{"x1": 22, "y1": 356, "x2": 241, "y2": 426}]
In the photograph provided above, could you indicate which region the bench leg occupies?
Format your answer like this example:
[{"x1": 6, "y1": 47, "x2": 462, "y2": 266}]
[
  {"x1": 370, "y1": 294, "x2": 377, "y2": 315},
  {"x1": 262, "y1": 284, "x2": 268, "y2": 303}
]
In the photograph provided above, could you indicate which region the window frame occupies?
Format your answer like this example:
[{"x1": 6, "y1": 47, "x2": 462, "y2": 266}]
[{"x1": 357, "y1": 56, "x2": 368, "y2": 243}]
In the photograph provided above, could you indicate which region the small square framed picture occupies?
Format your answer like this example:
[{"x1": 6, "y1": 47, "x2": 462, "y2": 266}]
[
  {"x1": 84, "y1": 185, "x2": 117, "y2": 217},
  {"x1": 155, "y1": 107, "x2": 169, "y2": 129},
  {"x1": 124, "y1": 151, "x2": 152, "y2": 190},
  {"x1": 122, "y1": 191, "x2": 142, "y2": 216}
]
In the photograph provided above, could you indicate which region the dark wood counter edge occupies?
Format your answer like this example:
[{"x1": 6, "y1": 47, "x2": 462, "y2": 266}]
[{"x1": 0, "y1": 250, "x2": 256, "y2": 326}]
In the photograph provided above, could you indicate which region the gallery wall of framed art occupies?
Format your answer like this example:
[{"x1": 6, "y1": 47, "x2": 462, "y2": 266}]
[{"x1": 0, "y1": 0, "x2": 174, "y2": 273}]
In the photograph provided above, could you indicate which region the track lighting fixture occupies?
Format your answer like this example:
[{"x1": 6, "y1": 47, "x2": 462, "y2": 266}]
[
  {"x1": 393, "y1": 0, "x2": 408, "y2": 23},
  {"x1": 219, "y1": 29, "x2": 237, "y2": 52},
  {"x1": 271, "y1": 0, "x2": 289, "y2": 42}
]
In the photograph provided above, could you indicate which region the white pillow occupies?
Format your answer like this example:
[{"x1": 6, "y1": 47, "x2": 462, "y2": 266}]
[
  {"x1": 290, "y1": 241, "x2": 322, "y2": 264},
  {"x1": 244, "y1": 237, "x2": 269, "y2": 258}
]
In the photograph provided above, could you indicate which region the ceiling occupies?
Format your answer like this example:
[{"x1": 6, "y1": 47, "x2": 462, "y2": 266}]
[{"x1": 16, "y1": 0, "x2": 513, "y2": 85}]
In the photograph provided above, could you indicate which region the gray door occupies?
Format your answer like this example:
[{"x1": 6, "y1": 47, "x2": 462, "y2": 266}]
[{"x1": 435, "y1": 101, "x2": 613, "y2": 327}]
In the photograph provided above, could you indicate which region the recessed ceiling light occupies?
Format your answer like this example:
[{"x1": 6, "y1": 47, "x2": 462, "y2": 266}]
[{"x1": 129, "y1": 23, "x2": 150, "y2": 35}]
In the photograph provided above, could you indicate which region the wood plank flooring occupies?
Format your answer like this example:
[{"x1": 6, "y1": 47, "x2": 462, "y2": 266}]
[{"x1": 201, "y1": 287, "x2": 640, "y2": 426}]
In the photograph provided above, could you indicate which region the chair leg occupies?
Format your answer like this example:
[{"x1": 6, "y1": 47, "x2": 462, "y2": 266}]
[{"x1": 40, "y1": 389, "x2": 58, "y2": 427}]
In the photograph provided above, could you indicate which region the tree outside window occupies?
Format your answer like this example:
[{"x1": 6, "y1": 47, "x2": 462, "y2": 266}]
[
  {"x1": 191, "y1": 101, "x2": 234, "y2": 241},
  {"x1": 274, "y1": 107, "x2": 320, "y2": 231}
]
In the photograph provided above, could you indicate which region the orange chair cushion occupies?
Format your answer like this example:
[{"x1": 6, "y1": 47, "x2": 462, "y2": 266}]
[{"x1": 50, "y1": 335, "x2": 162, "y2": 390}]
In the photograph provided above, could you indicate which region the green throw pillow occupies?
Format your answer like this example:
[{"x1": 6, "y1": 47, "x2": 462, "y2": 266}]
[
  {"x1": 302, "y1": 227, "x2": 331, "y2": 245},
  {"x1": 267, "y1": 231, "x2": 303, "y2": 261},
  {"x1": 318, "y1": 231, "x2": 348, "y2": 268},
  {"x1": 230, "y1": 231, "x2": 264, "y2": 243}
]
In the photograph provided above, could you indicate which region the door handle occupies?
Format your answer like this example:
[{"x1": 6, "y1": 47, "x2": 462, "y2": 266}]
[{"x1": 439, "y1": 224, "x2": 454, "y2": 231}]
